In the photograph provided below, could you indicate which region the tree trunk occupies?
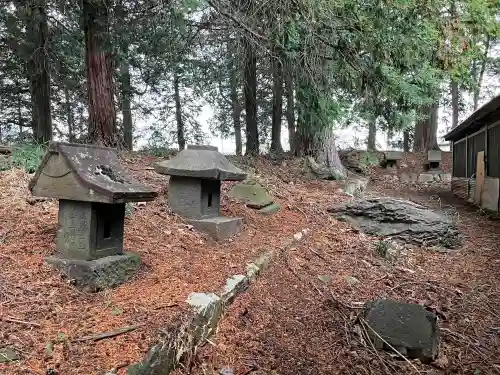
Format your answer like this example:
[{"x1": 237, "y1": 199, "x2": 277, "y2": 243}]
[
  {"x1": 451, "y1": 80, "x2": 459, "y2": 129},
  {"x1": 174, "y1": 70, "x2": 186, "y2": 150},
  {"x1": 120, "y1": 49, "x2": 133, "y2": 151},
  {"x1": 413, "y1": 109, "x2": 425, "y2": 152},
  {"x1": 243, "y1": 36, "x2": 258, "y2": 155},
  {"x1": 403, "y1": 131, "x2": 410, "y2": 152},
  {"x1": 26, "y1": 0, "x2": 52, "y2": 144},
  {"x1": 307, "y1": 127, "x2": 345, "y2": 180},
  {"x1": 474, "y1": 36, "x2": 490, "y2": 111},
  {"x1": 367, "y1": 116, "x2": 377, "y2": 151},
  {"x1": 17, "y1": 82, "x2": 23, "y2": 135},
  {"x1": 284, "y1": 64, "x2": 295, "y2": 154},
  {"x1": 228, "y1": 42, "x2": 242, "y2": 156},
  {"x1": 83, "y1": 0, "x2": 117, "y2": 147},
  {"x1": 425, "y1": 101, "x2": 440, "y2": 150},
  {"x1": 65, "y1": 87, "x2": 75, "y2": 142},
  {"x1": 270, "y1": 55, "x2": 283, "y2": 153}
]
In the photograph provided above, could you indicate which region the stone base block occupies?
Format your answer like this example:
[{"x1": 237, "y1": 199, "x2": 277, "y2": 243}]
[
  {"x1": 187, "y1": 216, "x2": 242, "y2": 240},
  {"x1": 46, "y1": 252, "x2": 141, "y2": 292}
]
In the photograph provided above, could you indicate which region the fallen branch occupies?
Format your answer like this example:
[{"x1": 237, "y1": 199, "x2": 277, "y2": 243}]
[
  {"x1": 72, "y1": 324, "x2": 142, "y2": 343},
  {"x1": 3, "y1": 317, "x2": 41, "y2": 327}
]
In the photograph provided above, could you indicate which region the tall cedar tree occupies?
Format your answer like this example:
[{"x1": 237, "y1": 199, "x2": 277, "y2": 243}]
[
  {"x1": 82, "y1": 0, "x2": 117, "y2": 147},
  {"x1": 26, "y1": 0, "x2": 52, "y2": 143}
]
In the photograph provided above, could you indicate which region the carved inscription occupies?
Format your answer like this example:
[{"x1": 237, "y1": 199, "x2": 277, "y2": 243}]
[{"x1": 57, "y1": 200, "x2": 91, "y2": 259}]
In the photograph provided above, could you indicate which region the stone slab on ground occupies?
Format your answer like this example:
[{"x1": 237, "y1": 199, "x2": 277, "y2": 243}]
[
  {"x1": 0, "y1": 347, "x2": 19, "y2": 363},
  {"x1": 328, "y1": 197, "x2": 461, "y2": 248},
  {"x1": 45, "y1": 252, "x2": 141, "y2": 291},
  {"x1": 363, "y1": 299, "x2": 439, "y2": 364},
  {"x1": 228, "y1": 181, "x2": 274, "y2": 209},
  {"x1": 418, "y1": 173, "x2": 436, "y2": 183},
  {"x1": 187, "y1": 217, "x2": 243, "y2": 240}
]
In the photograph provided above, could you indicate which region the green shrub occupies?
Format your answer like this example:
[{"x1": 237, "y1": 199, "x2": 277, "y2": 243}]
[{"x1": 10, "y1": 143, "x2": 47, "y2": 173}]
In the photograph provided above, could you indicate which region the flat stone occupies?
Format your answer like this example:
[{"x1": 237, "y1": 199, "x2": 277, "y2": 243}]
[
  {"x1": 228, "y1": 181, "x2": 274, "y2": 209},
  {"x1": 418, "y1": 173, "x2": 436, "y2": 183},
  {"x1": 258, "y1": 202, "x2": 280, "y2": 214},
  {"x1": 154, "y1": 145, "x2": 246, "y2": 181},
  {"x1": 0, "y1": 347, "x2": 19, "y2": 363},
  {"x1": 363, "y1": 299, "x2": 439, "y2": 363},
  {"x1": 187, "y1": 216, "x2": 242, "y2": 240},
  {"x1": 345, "y1": 276, "x2": 360, "y2": 285},
  {"x1": 46, "y1": 252, "x2": 141, "y2": 292},
  {"x1": 328, "y1": 197, "x2": 461, "y2": 248}
]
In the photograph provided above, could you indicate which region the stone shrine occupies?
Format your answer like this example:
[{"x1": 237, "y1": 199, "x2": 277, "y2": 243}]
[
  {"x1": 29, "y1": 142, "x2": 158, "y2": 291},
  {"x1": 383, "y1": 151, "x2": 403, "y2": 170},
  {"x1": 154, "y1": 145, "x2": 247, "y2": 239},
  {"x1": 426, "y1": 149, "x2": 442, "y2": 172}
]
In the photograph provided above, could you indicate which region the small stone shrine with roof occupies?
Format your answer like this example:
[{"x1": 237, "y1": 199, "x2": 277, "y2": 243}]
[
  {"x1": 154, "y1": 145, "x2": 247, "y2": 239},
  {"x1": 425, "y1": 149, "x2": 442, "y2": 172},
  {"x1": 383, "y1": 151, "x2": 403, "y2": 170},
  {"x1": 29, "y1": 142, "x2": 158, "y2": 291}
]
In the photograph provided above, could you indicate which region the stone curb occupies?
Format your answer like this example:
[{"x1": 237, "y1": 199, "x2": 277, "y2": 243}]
[{"x1": 126, "y1": 229, "x2": 308, "y2": 375}]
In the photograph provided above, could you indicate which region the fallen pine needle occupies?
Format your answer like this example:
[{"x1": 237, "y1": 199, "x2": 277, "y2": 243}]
[{"x1": 72, "y1": 324, "x2": 142, "y2": 343}]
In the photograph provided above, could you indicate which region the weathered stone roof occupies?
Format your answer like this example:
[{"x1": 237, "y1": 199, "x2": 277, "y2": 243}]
[
  {"x1": 154, "y1": 145, "x2": 247, "y2": 181},
  {"x1": 29, "y1": 142, "x2": 158, "y2": 203}
]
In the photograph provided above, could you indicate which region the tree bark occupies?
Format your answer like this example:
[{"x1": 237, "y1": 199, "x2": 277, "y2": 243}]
[
  {"x1": 83, "y1": 0, "x2": 117, "y2": 147},
  {"x1": 307, "y1": 127, "x2": 345, "y2": 180},
  {"x1": 270, "y1": 55, "x2": 283, "y2": 153},
  {"x1": 413, "y1": 108, "x2": 425, "y2": 152},
  {"x1": 284, "y1": 64, "x2": 295, "y2": 154},
  {"x1": 173, "y1": 70, "x2": 186, "y2": 150},
  {"x1": 26, "y1": 0, "x2": 52, "y2": 144},
  {"x1": 120, "y1": 50, "x2": 133, "y2": 150},
  {"x1": 403, "y1": 131, "x2": 410, "y2": 152},
  {"x1": 425, "y1": 101, "x2": 440, "y2": 150},
  {"x1": 228, "y1": 41, "x2": 242, "y2": 156},
  {"x1": 451, "y1": 80, "x2": 459, "y2": 129},
  {"x1": 367, "y1": 116, "x2": 376, "y2": 151},
  {"x1": 64, "y1": 87, "x2": 75, "y2": 142},
  {"x1": 243, "y1": 36, "x2": 258, "y2": 155}
]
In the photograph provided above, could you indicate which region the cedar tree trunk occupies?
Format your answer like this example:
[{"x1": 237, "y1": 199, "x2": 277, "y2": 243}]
[
  {"x1": 26, "y1": 0, "x2": 52, "y2": 143},
  {"x1": 83, "y1": 0, "x2": 117, "y2": 147}
]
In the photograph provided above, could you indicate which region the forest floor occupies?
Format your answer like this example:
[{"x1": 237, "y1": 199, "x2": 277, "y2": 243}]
[{"x1": 2, "y1": 151, "x2": 500, "y2": 375}]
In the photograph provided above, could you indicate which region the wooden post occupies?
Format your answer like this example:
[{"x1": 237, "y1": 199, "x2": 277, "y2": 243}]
[{"x1": 475, "y1": 151, "x2": 485, "y2": 205}]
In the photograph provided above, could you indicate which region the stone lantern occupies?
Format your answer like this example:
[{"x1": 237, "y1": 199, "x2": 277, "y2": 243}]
[
  {"x1": 29, "y1": 142, "x2": 158, "y2": 291},
  {"x1": 154, "y1": 145, "x2": 247, "y2": 239}
]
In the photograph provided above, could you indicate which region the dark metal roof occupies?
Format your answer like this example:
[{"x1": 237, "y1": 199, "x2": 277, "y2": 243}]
[{"x1": 444, "y1": 95, "x2": 500, "y2": 141}]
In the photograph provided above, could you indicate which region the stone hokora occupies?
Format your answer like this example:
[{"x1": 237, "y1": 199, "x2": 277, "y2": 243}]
[
  {"x1": 383, "y1": 151, "x2": 403, "y2": 170},
  {"x1": 154, "y1": 145, "x2": 247, "y2": 239},
  {"x1": 29, "y1": 142, "x2": 158, "y2": 291}
]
